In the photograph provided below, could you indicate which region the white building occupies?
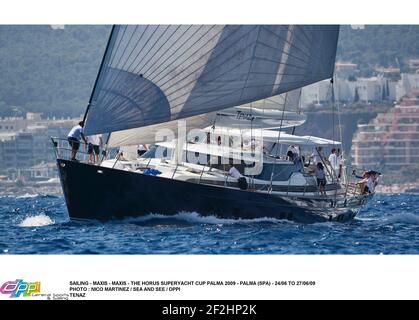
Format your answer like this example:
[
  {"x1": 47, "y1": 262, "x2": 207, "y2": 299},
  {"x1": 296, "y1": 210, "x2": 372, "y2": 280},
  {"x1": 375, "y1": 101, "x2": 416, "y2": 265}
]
[
  {"x1": 353, "y1": 77, "x2": 383, "y2": 102},
  {"x1": 396, "y1": 73, "x2": 419, "y2": 101},
  {"x1": 301, "y1": 79, "x2": 332, "y2": 106},
  {"x1": 335, "y1": 62, "x2": 358, "y2": 79}
]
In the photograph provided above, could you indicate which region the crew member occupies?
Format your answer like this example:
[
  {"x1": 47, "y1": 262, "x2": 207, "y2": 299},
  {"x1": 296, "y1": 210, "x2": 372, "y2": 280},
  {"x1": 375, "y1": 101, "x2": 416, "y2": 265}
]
[{"x1": 67, "y1": 121, "x2": 87, "y2": 161}]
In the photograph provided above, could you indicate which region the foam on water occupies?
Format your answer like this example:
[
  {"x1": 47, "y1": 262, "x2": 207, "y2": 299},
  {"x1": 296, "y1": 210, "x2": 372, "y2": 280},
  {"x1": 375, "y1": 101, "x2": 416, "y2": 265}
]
[
  {"x1": 18, "y1": 214, "x2": 55, "y2": 227},
  {"x1": 385, "y1": 213, "x2": 419, "y2": 225},
  {"x1": 16, "y1": 193, "x2": 40, "y2": 199},
  {"x1": 122, "y1": 211, "x2": 290, "y2": 225}
]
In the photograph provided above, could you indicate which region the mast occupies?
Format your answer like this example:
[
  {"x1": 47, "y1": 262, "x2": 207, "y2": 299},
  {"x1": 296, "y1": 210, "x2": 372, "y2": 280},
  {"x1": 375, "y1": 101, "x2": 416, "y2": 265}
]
[{"x1": 82, "y1": 25, "x2": 117, "y2": 123}]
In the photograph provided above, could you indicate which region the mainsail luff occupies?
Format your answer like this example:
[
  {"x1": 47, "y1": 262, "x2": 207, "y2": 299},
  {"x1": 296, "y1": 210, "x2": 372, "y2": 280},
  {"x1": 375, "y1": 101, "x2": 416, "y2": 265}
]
[{"x1": 84, "y1": 25, "x2": 339, "y2": 136}]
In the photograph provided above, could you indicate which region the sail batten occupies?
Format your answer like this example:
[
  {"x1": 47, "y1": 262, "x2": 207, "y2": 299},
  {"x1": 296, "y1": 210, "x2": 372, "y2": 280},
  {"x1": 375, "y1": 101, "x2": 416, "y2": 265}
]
[{"x1": 84, "y1": 25, "x2": 339, "y2": 135}]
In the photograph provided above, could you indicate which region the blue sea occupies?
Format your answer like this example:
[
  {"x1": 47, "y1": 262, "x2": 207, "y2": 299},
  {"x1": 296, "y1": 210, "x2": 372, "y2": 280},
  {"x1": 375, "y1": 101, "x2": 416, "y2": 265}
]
[{"x1": 0, "y1": 193, "x2": 418, "y2": 254}]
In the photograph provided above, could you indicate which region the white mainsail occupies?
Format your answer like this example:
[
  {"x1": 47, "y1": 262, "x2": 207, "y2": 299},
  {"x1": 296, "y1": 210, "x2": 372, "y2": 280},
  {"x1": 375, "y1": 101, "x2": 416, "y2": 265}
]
[{"x1": 84, "y1": 25, "x2": 339, "y2": 136}]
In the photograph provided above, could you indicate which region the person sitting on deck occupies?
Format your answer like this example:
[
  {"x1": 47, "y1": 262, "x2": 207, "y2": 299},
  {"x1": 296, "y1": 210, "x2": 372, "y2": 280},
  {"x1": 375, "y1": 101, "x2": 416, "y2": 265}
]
[
  {"x1": 67, "y1": 121, "x2": 87, "y2": 161},
  {"x1": 228, "y1": 165, "x2": 248, "y2": 190},
  {"x1": 116, "y1": 151, "x2": 127, "y2": 161},
  {"x1": 137, "y1": 144, "x2": 148, "y2": 157}
]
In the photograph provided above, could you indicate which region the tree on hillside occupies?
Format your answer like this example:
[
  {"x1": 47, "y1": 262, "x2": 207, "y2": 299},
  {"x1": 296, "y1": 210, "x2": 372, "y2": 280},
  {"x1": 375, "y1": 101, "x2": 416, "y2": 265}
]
[{"x1": 354, "y1": 87, "x2": 360, "y2": 102}]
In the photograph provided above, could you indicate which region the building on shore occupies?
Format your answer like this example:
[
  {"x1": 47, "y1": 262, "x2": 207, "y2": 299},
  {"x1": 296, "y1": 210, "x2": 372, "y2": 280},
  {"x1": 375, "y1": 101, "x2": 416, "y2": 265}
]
[
  {"x1": 0, "y1": 113, "x2": 81, "y2": 173},
  {"x1": 301, "y1": 75, "x2": 399, "y2": 107},
  {"x1": 351, "y1": 92, "x2": 419, "y2": 168},
  {"x1": 5, "y1": 161, "x2": 58, "y2": 182}
]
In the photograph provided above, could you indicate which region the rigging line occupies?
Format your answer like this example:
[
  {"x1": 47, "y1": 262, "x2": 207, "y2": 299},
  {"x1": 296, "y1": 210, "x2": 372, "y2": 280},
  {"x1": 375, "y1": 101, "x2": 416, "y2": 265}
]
[
  {"x1": 330, "y1": 77, "x2": 337, "y2": 183},
  {"x1": 335, "y1": 77, "x2": 344, "y2": 151},
  {"x1": 147, "y1": 25, "x2": 254, "y2": 84},
  {"x1": 83, "y1": 25, "x2": 117, "y2": 123},
  {"x1": 100, "y1": 131, "x2": 112, "y2": 164},
  {"x1": 269, "y1": 91, "x2": 288, "y2": 192},
  {"x1": 291, "y1": 88, "x2": 303, "y2": 135}
]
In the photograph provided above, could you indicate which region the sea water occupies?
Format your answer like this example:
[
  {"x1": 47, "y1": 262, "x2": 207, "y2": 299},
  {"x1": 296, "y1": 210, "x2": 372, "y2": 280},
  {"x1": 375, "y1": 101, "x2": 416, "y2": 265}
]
[{"x1": 0, "y1": 193, "x2": 418, "y2": 254}]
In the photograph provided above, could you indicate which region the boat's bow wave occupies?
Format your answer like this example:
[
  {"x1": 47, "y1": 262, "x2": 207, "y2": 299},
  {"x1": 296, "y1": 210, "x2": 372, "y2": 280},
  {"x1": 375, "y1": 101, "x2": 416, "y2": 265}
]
[
  {"x1": 114, "y1": 211, "x2": 294, "y2": 226},
  {"x1": 18, "y1": 214, "x2": 55, "y2": 227}
]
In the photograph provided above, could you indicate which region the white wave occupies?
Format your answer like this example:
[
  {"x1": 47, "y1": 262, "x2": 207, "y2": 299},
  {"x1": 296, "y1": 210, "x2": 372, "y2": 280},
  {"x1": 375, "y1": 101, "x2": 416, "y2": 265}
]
[
  {"x1": 16, "y1": 193, "x2": 39, "y2": 199},
  {"x1": 386, "y1": 213, "x2": 419, "y2": 225},
  {"x1": 122, "y1": 211, "x2": 288, "y2": 225},
  {"x1": 18, "y1": 214, "x2": 55, "y2": 227}
]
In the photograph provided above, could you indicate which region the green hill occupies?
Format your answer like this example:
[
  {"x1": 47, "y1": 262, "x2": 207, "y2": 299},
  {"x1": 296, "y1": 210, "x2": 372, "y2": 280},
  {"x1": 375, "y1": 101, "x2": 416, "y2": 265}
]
[
  {"x1": 0, "y1": 25, "x2": 110, "y2": 118},
  {"x1": 0, "y1": 25, "x2": 418, "y2": 118},
  {"x1": 337, "y1": 25, "x2": 419, "y2": 75}
]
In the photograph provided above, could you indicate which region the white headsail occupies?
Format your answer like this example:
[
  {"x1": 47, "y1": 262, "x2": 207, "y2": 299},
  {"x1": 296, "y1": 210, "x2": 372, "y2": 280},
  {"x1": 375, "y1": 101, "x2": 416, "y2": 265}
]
[{"x1": 84, "y1": 25, "x2": 339, "y2": 137}]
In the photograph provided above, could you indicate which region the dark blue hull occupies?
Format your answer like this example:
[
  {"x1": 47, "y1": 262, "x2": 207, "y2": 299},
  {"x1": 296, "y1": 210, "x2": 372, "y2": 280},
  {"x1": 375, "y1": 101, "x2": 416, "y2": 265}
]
[{"x1": 56, "y1": 159, "x2": 368, "y2": 223}]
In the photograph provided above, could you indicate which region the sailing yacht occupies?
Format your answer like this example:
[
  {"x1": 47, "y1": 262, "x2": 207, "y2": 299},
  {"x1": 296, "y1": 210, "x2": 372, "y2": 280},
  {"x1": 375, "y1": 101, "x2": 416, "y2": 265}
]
[{"x1": 53, "y1": 25, "x2": 374, "y2": 222}]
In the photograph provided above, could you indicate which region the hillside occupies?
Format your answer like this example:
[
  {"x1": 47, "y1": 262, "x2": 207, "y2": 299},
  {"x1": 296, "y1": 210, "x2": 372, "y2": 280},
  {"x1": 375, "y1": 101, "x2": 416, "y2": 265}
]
[
  {"x1": 337, "y1": 25, "x2": 419, "y2": 75},
  {"x1": 0, "y1": 25, "x2": 110, "y2": 118},
  {"x1": 0, "y1": 25, "x2": 418, "y2": 118}
]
